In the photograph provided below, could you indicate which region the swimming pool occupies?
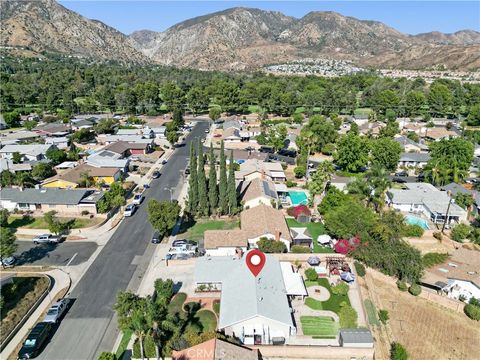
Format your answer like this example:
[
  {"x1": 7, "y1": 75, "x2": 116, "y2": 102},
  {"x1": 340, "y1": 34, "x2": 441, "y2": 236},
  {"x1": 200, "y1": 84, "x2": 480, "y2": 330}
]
[
  {"x1": 405, "y1": 215, "x2": 430, "y2": 230},
  {"x1": 288, "y1": 191, "x2": 309, "y2": 205}
]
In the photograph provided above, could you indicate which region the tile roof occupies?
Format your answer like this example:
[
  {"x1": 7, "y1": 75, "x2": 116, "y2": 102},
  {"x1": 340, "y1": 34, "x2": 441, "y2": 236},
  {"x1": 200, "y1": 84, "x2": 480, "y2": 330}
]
[
  {"x1": 235, "y1": 159, "x2": 284, "y2": 180},
  {"x1": 204, "y1": 230, "x2": 248, "y2": 249},
  {"x1": 238, "y1": 178, "x2": 278, "y2": 203}
]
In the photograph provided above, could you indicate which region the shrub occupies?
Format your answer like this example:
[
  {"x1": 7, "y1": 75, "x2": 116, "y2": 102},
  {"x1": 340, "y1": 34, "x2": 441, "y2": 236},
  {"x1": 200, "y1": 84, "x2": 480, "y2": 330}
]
[
  {"x1": 257, "y1": 238, "x2": 287, "y2": 253},
  {"x1": 396, "y1": 280, "x2": 408, "y2": 291},
  {"x1": 354, "y1": 261, "x2": 366, "y2": 277},
  {"x1": 286, "y1": 180, "x2": 297, "y2": 188},
  {"x1": 305, "y1": 268, "x2": 318, "y2": 282},
  {"x1": 378, "y1": 309, "x2": 389, "y2": 324},
  {"x1": 408, "y1": 283, "x2": 422, "y2": 296},
  {"x1": 132, "y1": 333, "x2": 156, "y2": 358},
  {"x1": 433, "y1": 231, "x2": 443, "y2": 241},
  {"x1": 81, "y1": 210, "x2": 90, "y2": 216},
  {"x1": 294, "y1": 165, "x2": 306, "y2": 178},
  {"x1": 464, "y1": 298, "x2": 480, "y2": 321},
  {"x1": 390, "y1": 342, "x2": 408, "y2": 360},
  {"x1": 331, "y1": 282, "x2": 349, "y2": 296},
  {"x1": 402, "y1": 224, "x2": 424, "y2": 237},
  {"x1": 450, "y1": 223, "x2": 471, "y2": 242},
  {"x1": 338, "y1": 302, "x2": 358, "y2": 328},
  {"x1": 422, "y1": 252, "x2": 449, "y2": 268},
  {"x1": 291, "y1": 245, "x2": 311, "y2": 253},
  {"x1": 321, "y1": 143, "x2": 335, "y2": 155},
  {"x1": 98, "y1": 352, "x2": 116, "y2": 360}
]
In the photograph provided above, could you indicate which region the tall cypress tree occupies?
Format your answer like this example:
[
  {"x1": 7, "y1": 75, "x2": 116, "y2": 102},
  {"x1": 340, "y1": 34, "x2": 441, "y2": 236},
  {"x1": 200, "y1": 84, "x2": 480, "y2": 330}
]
[
  {"x1": 218, "y1": 141, "x2": 228, "y2": 215},
  {"x1": 197, "y1": 139, "x2": 209, "y2": 216},
  {"x1": 187, "y1": 142, "x2": 198, "y2": 213},
  {"x1": 208, "y1": 144, "x2": 218, "y2": 214},
  {"x1": 227, "y1": 150, "x2": 237, "y2": 215}
]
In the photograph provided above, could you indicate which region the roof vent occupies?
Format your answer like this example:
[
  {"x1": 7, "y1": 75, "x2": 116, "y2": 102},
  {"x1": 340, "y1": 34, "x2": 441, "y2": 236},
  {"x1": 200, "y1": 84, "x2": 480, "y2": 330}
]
[
  {"x1": 40, "y1": 189, "x2": 47, "y2": 193},
  {"x1": 258, "y1": 297, "x2": 263, "y2": 302},
  {"x1": 467, "y1": 271, "x2": 476, "y2": 275}
]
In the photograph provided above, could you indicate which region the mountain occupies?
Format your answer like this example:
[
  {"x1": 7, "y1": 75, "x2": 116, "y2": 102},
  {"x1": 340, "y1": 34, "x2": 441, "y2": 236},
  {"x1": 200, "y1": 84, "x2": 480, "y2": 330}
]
[
  {"x1": 0, "y1": 0, "x2": 147, "y2": 63},
  {"x1": 2, "y1": 1, "x2": 479, "y2": 71},
  {"x1": 129, "y1": 7, "x2": 480, "y2": 71}
]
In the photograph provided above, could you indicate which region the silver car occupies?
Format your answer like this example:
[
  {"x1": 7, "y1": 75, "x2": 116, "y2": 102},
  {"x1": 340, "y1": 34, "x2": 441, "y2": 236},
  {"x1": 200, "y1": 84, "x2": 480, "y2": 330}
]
[
  {"x1": 44, "y1": 299, "x2": 68, "y2": 323},
  {"x1": 33, "y1": 234, "x2": 60, "y2": 244}
]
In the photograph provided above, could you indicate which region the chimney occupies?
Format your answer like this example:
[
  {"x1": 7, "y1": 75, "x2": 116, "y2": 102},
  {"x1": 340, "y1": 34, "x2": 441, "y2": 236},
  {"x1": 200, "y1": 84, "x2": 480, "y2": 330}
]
[{"x1": 275, "y1": 230, "x2": 281, "y2": 241}]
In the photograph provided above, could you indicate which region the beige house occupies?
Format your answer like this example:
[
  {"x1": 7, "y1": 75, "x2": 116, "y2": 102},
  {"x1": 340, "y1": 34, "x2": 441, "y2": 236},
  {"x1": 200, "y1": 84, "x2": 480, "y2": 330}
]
[
  {"x1": 238, "y1": 178, "x2": 278, "y2": 209},
  {"x1": 235, "y1": 159, "x2": 286, "y2": 182}
]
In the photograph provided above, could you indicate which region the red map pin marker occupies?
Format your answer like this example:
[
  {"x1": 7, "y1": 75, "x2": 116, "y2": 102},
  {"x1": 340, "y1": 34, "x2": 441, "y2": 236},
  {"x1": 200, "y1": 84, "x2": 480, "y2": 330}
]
[{"x1": 246, "y1": 249, "x2": 266, "y2": 277}]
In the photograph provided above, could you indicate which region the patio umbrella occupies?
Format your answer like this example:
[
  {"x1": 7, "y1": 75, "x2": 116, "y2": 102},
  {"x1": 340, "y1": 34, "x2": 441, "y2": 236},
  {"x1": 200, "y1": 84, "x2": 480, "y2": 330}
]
[
  {"x1": 340, "y1": 271, "x2": 355, "y2": 283},
  {"x1": 307, "y1": 256, "x2": 320, "y2": 266}
]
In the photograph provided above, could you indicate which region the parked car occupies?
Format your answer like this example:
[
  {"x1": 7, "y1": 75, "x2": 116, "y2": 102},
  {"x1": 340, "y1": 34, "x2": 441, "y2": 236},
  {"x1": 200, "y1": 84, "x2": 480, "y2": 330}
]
[
  {"x1": 184, "y1": 167, "x2": 191, "y2": 175},
  {"x1": 124, "y1": 204, "x2": 137, "y2": 217},
  {"x1": 133, "y1": 194, "x2": 144, "y2": 205},
  {"x1": 395, "y1": 171, "x2": 408, "y2": 177},
  {"x1": 417, "y1": 173, "x2": 425, "y2": 182},
  {"x1": 205, "y1": 129, "x2": 209, "y2": 133},
  {"x1": 44, "y1": 299, "x2": 68, "y2": 324},
  {"x1": 0, "y1": 256, "x2": 16, "y2": 267},
  {"x1": 143, "y1": 184, "x2": 150, "y2": 189},
  {"x1": 161, "y1": 159, "x2": 168, "y2": 165},
  {"x1": 152, "y1": 171, "x2": 161, "y2": 179},
  {"x1": 151, "y1": 231, "x2": 161, "y2": 244},
  {"x1": 18, "y1": 322, "x2": 52, "y2": 359},
  {"x1": 33, "y1": 234, "x2": 61, "y2": 245},
  {"x1": 393, "y1": 177, "x2": 407, "y2": 183}
]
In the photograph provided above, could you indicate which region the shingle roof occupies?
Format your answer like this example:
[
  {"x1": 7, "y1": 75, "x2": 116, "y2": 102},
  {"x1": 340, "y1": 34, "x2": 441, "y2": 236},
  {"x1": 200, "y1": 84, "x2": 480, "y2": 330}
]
[
  {"x1": 235, "y1": 159, "x2": 285, "y2": 180},
  {"x1": 43, "y1": 163, "x2": 120, "y2": 185},
  {"x1": 238, "y1": 178, "x2": 278, "y2": 203},
  {"x1": 204, "y1": 230, "x2": 248, "y2": 249},
  {"x1": 399, "y1": 152, "x2": 431, "y2": 162},
  {"x1": 0, "y1": 144, "x2": 52, "y2": 156},
  {"x1": 240, "y1": 204, "x2": 292, "y2": 241},
  {"x1": 0, "y1": 188, "x2": 90, "y2": 205}
]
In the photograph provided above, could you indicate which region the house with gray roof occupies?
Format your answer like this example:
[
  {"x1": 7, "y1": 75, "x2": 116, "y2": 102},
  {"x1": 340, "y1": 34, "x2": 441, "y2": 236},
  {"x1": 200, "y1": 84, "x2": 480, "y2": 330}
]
[
  {"x1": 339, "y1": 328, "x2": 374, "y2": 348},
  {"x1": 398, "y1": 152, "x2": 431, "y2": 172},
  {"x1": 0, "y1": 158, "x2": 32, "y2": 173},
  {"x1": 394, "y1": 135, "x2": 428, "y2": 153},
  {"x1": 223, "y1": 120, "x2": 242, "y2": 131},
  {"x1": 0, "y1": 188, "x2": 105, "y2": 215},
  {"x1": 387, "y1": 182, "x2": 467, "y2": 225},
  {"x1": 0, "y1": 144, "x2": 54, "y2": 162},
  {"x1": 440, "y1": 182, "x2": 480, "y2": 215},
  {"x1": 194, "y1": 252, "x2": 296, "y2": 345}
]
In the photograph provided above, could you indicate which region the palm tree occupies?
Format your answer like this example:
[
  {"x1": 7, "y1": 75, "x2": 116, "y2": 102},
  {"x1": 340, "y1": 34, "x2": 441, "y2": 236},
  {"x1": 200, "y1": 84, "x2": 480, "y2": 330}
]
[
  {"x1": 131, "y1": 305, "x2": 149, "y2": 360},
  {"x1": 146, "y1": 301, "x2": 176, "y2": 360},
  {"x1": 300, "y1": 129, "x2": 318, "y2": 184}
]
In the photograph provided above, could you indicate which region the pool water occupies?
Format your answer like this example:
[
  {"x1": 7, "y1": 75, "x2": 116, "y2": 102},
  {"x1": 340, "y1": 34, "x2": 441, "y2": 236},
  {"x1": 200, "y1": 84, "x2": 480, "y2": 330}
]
[
  {"x1": 405, "y1": 215, "x2": 430, "y2": 230},
  {"x1": 288, "y1": 191, "x2": 309, "y2": 205}
]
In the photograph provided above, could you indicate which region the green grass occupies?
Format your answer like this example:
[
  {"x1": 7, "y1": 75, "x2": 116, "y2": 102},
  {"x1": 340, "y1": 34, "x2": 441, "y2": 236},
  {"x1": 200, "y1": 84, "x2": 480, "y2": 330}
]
[
  {"x1": 248, "y1": 105, "x2": 262, "y2": 113},
  {"x1": 300, "y1": 316, "x2": 338, "y2": 338},
  {"x1": 354, "y1": 108, "x2": 373, "y2": 115},
  {"x1": 213, "y1": 301, "x2": 220, "y2": 316},
  {"x1": 178, "y1": 218, "x2": 239, "y2": 241},
  {"x1": 115, "y1": 329, "x2": 133, "y2": 359},
  {"x1": 7, "y1": 215, "x2": 101, "y2": 229},
  {"x1": 286, "y1": 219, "x2": 334, "y2": 253},
  {"x1": 196, "y1": 310, "x2": 217, "y2": 332},
  {"x1": 168, "y1": 292, "x2": 187, "y2": 315},
  {"x1": 305, "y1": 278, "x2": 351, "y2": 314},
  {"x1": 364, "y1": 299, "x2": 380, "y2": 326}
]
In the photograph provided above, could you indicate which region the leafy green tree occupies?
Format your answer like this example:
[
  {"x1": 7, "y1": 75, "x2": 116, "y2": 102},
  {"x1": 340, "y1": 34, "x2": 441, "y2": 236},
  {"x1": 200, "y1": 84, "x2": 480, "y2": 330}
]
[
  {"x1": 390, "y1": 342, "x2": 408, "y2": 360},
  {"x1": 454, "y1": 193, "x2": 474, "y2": 210},
  {"x1": 147, "y1": 200, "x2": 180, "y2": 237},
  {"x1": 334, "y1": 133, "x2": 370, "y2": 172},
  {"x1": 208, "y1": 145, "x2": 218, "y2": 214},
  {"x1": 187, "y1": 143, "x2": 198, "y2": 214},
  {"x1": 12, "y1": 152, "x2": 22, "y2": 164},
  {"x1": 376, "y1": 90, "x2": 400, "y2": 114},
  {"x1": 3, "y1": 111, "x2": 20, "y2": 127},
  {"x1": 209, "y1": 107, "x2": 222, "y2": 122},
  {"x1": 94, "y1": 118, "x2": 118, "y2": 134},
  {"x1": 218, "y1": 141, "x2": 228, "y2": 215},
  {"x1": 160, "y1": 81, "x2": 184, "y2": 110},
  {"x1": 32, "y1": 162, "x2": 56, "y2": 180},
  {"x1": 348, "y1": 122, "x2": 359, "y2": 135},
  {"x1": 0, "y1": 209, "x2": 9, "y2": 227},
  {"x1": 370, "y1": 138, "x2": 402, "y2": 171},
  {"x1": 0, "y1": 227, "x2": 17, "y2": 267},
  {"x1": 466, "y1": 104, "x2": 480, "y2": 126},
  {"x1": 186, "y1": 86, "x2": 207, "y2": 115},
  {"x1": 450, "y1": 223, "x2": 471, "y2": 242},
  {"x1": 257, "y1": 238, "x2": 287, "y2": 253},
  {"x1": 166, "y1": 122, "x2": 179, "y2": 146},
  {"x1": 294, "y1": 165, "x2": 306, "y2": 179},
  {"x1": 98, "y1": 352, "x2": 116, "y2": 360},
  {"x1": 378, "y1": 309, "x2": 389, "y2": 324},
  {"x1": 425, "y1": 138, "x2": 474, "y2": 185},
  {"x1": 406, "y1": 90, "x2": 426, "y2": 117},
  {"x1": 324, "y1": 198, "x2": 376, "y2": 239},
  {"x1": 172, "y1": 108, "x2": 184, "y2": 128},
  {"x1": 428, "y1": 83, "x2": 453, "y2": 117},
  {"x1": 227, "y1": 151, "x2": 238, "y2": 215},
  {"x1": 71, "y1": 128, "x2": 95, "y2": 143},
  {"x1": 379, "y1": 120, "x2": 399, "y2": 138},
  {"x1": 46, "y1": 147, "x2": 67, "y2": 165},
  {"x1": 14, "y1": 172, "x2": 34, "y2": 188},
  {"x1": 44, "y1": 210, "x2": 71, "y2": 235},
  {"x1": 197, "y1": 140, "x2": 209, "y2": 216},
  {"x1": 318, "y1": 187, "x2": 349, "y2": 215},
  {"x1": 23, "y1": 120, "x2": 38, "y2": 130},
  {"x1": 299, "y1": 115, "x2": 337, "y2": 153}
]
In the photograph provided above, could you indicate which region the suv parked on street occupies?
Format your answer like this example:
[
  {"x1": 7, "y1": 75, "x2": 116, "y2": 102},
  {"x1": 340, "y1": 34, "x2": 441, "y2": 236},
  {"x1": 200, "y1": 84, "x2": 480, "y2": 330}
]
[
  {"x1": 18, "y1": 322, "x2": 52, "y2": 359},
  {"x1": 44, "y1": 299, "x2": 68, "y2": 324},
  {"x1": 33, "y1": 234, "x2": 61, "y2": 245},
  {"x1": 124, "y1": 204, "x2": 137, "y2": 217}
]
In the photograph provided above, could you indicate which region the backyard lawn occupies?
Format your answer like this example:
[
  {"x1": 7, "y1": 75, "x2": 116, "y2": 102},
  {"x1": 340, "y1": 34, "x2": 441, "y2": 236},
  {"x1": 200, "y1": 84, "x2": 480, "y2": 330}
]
[
  {"x1": 305, "y1": 278, "x2": 351, "y2": 313},
  {"x1": 7, "y1": 215, "x2": 102, "y2": 229},
  {"x1": 177, "y1": 218, "x2": 239, "y2": 241},
  {"x1": 286, "y1": 219, "x2": 334, "y2": 253},
  {"x1": 195, "y1": 310, "x2": 217, "y2": 332},
  {"x1": 300, "y1": 316, "x2": 338, "y2": 338},
  {"x1": 168, "y1": 292, "x2": 187, "y2": 315}
]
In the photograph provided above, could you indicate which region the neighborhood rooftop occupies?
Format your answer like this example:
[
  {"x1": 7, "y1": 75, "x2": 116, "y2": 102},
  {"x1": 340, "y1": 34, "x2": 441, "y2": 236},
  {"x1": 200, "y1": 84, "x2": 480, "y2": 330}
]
[{"x1": 0, "y1": 188, "x2": 103, "y2": 205}]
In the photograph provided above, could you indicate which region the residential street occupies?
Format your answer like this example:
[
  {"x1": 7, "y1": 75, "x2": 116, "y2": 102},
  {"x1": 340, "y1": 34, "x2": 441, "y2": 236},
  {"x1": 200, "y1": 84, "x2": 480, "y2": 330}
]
[
  {"x1": 36, "y1": 120, "x2": 209, "y2": 360},
  {"x1": 14, "y1": 240, "x2": 97, "y2": 266}
]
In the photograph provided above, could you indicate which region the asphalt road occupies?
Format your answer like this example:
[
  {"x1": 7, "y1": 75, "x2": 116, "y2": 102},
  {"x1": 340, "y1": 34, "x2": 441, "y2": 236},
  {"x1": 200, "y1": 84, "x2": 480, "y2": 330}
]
[
  {"x1": 14, "y1": 241, "x2": 97, "y2": 266},
  {"x1": 37, "y1": 121, "x2": 210, "y2": 360}
]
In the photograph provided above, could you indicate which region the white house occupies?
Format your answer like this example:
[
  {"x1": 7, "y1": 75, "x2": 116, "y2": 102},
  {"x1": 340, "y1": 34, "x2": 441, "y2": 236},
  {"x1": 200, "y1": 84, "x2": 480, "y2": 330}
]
[
  {"x1": 387, "y1": 182, "x2": 468, "y2": 225},
  {"x1": 235, "y1": 159, "x2": 286, "y2": 182},
  {"x1": 194, "y1": 253, "x2": 297, "y2": 345},
  {"x1": 45, "y1": 136, "x2": 69, "y2": 150},
  {"x1": 397, "y1": 152, "x2": 431, "y2": 171},
  {"x1": 0, "y1": 144, "x2": 54, "y2": 162}
]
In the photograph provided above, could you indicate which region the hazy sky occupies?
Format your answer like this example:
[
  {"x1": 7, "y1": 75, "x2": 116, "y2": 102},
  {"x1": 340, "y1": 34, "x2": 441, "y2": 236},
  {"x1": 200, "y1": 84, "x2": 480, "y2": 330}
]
[{"x1": 58, "y1": 1, "x2": 480, "y2": 35}]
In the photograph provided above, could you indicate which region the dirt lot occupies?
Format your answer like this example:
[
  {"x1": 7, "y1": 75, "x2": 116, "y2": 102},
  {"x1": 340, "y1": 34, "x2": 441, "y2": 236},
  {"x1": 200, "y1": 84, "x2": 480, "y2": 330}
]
[{"x1": 360, "y1": 273, "x2": 480, "y2": 360}]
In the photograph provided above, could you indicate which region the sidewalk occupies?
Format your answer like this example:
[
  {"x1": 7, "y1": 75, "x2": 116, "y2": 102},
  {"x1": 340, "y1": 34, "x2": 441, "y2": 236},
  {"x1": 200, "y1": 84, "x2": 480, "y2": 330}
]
[{"x1": 0, "y1": 269, "x2": 71, "y2": 359}]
